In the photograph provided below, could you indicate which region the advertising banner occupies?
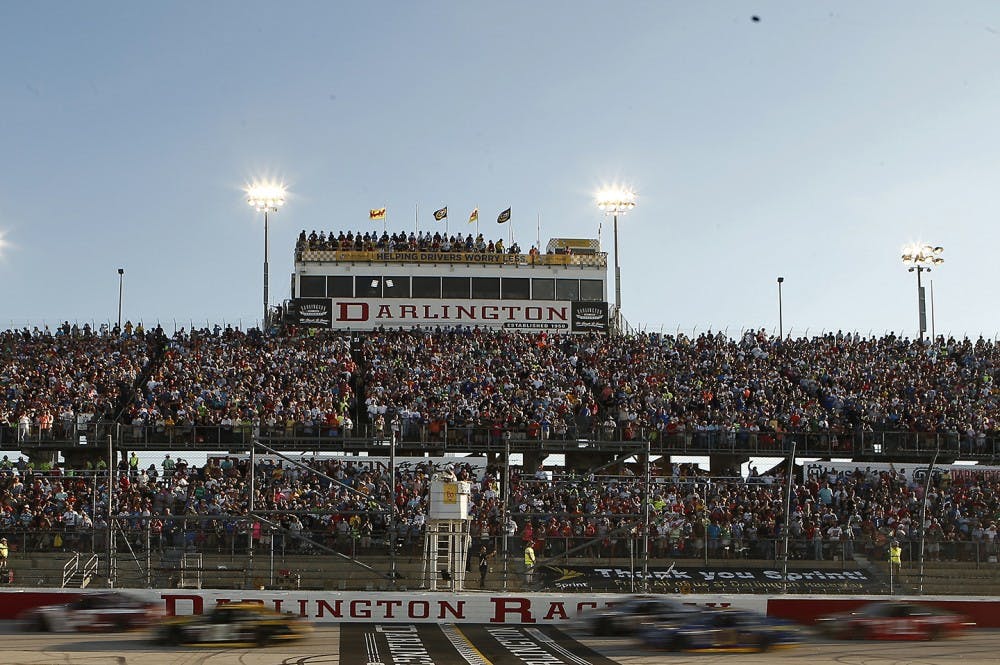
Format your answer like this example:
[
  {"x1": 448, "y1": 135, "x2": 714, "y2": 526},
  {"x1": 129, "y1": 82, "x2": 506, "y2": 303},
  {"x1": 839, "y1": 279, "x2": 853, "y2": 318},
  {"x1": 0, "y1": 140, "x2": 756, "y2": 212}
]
[
  {"x1": 207, "y1": 454, "x2": 489, "y2": 476},
  {"x1": 286, "y1": 298, "x2": 333, "y2": 328},
  {"x1": 802, "y1": 461, "x2": 1000, "y2": 485},
  {"x1": 294, "y1": 298, "x2": 582, "y2": 332},
  {"x1": 538, "y1": 564, "x2": 879, "y2": 594},
  {"x1": 571, "y1": 301, "x2": 609, "y2": 333}
]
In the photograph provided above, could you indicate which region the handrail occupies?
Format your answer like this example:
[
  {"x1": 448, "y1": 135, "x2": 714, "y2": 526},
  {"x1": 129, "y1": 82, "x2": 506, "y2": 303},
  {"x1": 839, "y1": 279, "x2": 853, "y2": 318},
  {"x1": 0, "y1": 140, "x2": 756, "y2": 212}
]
[
  {"x1": 296, "y1": 247, "x2": 608, "y2": 268},
  {"x1": 3, "y1": 421, "x2": 1000, "y2": 461},
  {"x1": 82, "y1": 554, "x2": 99, "y2": 587},
  {"x1": 61, "y1": 552, "x2": 80, "y2": 588}
]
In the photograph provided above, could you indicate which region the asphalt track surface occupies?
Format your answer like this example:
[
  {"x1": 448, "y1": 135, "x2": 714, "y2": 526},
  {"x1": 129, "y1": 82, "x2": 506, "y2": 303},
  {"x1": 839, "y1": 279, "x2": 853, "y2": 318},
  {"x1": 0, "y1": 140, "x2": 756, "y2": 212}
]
[{"x1": 3, "y1": 622, "x2": 1000, "y2": 665}]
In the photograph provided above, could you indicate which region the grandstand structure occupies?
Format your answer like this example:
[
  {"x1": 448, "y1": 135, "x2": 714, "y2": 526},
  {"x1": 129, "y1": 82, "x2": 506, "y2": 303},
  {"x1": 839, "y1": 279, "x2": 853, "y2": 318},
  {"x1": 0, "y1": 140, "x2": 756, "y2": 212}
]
[
  {"x1": 2, "y1": 231, "x2": 1000, "y2": 594},
  {"x1": 283, "y1": 230, "x2": 610, "y2": 334}
]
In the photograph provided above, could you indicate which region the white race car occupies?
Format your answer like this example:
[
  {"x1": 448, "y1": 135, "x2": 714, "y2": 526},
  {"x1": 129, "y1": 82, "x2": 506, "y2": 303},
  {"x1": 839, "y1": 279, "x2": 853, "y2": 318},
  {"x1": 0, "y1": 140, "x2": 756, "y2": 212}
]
[{"x1": 20, "y1": 591, "x2": 160, "y2": 632}]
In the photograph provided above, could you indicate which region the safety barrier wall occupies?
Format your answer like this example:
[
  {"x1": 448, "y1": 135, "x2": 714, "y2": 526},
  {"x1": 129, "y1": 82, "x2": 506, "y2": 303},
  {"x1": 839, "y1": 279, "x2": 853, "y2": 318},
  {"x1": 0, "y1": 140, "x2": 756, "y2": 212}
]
[
  {"x1": 0, "y1": 590, "x2": 756, "y2": 622},
  {"x1": 2, "y1": 589, "x2": 1000, "y2": 626}
]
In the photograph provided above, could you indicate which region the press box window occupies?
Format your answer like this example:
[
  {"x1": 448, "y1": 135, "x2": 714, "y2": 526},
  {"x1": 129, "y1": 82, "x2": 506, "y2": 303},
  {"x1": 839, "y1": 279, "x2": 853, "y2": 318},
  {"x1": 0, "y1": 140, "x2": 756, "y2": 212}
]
[
  {"x1": 472, "y1": 277, "x2": 500, "y2": 299},
  {"x1": 502, "y1": 277, "x2": 530, "y2": 300},
  {"x1": 356, "y1": 276, "x2": 383, "y2": 298},
  {"x1": 556, "y1": 279, "x2": 579, "y2": 301},
  {"x1": 580, "y1": 279, "x2": 603, "y2": 301},
  {"x1": 382, "y1": 276, "x2": 410, "y2": 298},
  {"x1": 442, "y1": 277, "x2": 471, "y2": 298},
  {"x1": 412, "y1": 276, "x2": 441, "y2": 298},
  {"x1": 327, "y1": 275, "x2": 354, "y2": 298},
  {"x1": 532, "y1": 278, "x2": 555, "y2": 300},
  {"x1": 299, "y1": 276, "x2": 326, "y2": 298}
]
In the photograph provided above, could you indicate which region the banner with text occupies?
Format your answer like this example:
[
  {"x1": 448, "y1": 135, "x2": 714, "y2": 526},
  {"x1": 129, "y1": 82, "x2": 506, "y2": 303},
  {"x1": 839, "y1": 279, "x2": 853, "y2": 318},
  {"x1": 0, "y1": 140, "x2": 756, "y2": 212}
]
[
  {"x1": 539, "y1": 564, "x2": 879, "y2": 594},
  {"x1": 802, "y1": 461, "x2": 1000, "y2": 485},
  {"x1": 288, "y1": 298, "x2": 609, "y2": 333}
]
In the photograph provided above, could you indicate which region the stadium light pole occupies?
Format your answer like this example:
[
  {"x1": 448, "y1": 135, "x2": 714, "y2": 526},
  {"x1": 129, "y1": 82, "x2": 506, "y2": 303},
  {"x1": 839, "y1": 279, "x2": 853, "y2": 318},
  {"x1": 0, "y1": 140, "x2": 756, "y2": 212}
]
[
  {"x1": 596, "y1": 187, "x2": 637, "y2": 333},
  {"x1": 246, "y1": 181, "x2": 287, "y2": 329},
  {"x1": 901, "y1": 244, "x2": 943, "y2": 342},
  {"x1": 117, "y1": 268, "x2": 125, "y2": 331},
  {"x1": 777, "y1": 277, "x2": 784, "y2": 340}
]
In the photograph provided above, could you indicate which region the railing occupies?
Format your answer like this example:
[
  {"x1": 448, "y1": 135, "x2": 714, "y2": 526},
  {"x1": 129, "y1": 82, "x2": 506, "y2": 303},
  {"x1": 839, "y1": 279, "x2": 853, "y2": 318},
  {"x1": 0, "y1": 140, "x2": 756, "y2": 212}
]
[
  {"x1": 297, "y1": 248, "x2": 608, "y2": 268},
  {"x1": 8, "y1": 526, "x2": 1000, "y2": 593},
  {"x1": 7, "y1": 525, "x2": 999, "y2": 568},
  {"x1": 82, "y1": 554, "x2": 99, "y2": 588},
  {"x1": 61, "y1": 552, "x2": 80, "y2": 588},
  {"x1": 3, "y1": 421, "x2": 1000, "y2": 460}
]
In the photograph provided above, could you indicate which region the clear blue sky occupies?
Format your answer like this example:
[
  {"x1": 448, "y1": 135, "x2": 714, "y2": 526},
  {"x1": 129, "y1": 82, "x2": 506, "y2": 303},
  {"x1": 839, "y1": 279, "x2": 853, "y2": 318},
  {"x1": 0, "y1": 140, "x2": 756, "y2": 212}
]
[{"x1": 3, "y1": 2, "x2": 1000, "y2": 338}]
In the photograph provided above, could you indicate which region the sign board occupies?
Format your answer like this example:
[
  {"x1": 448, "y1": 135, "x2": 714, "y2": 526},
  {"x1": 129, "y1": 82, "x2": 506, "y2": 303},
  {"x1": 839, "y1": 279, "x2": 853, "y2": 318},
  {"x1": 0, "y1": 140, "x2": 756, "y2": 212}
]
[
  {"x1": 286, "y1": 298, "x2": 607, "y2": 333},
  {"x1": 538, "y1": 564, "x2": 880, "y2": 595},
  {"x1": 802, "y1": 461, "x2": 1000, "y2": 485},
  {"x1": 286, "y1": 298, "x2": 333, "y2": 328}
]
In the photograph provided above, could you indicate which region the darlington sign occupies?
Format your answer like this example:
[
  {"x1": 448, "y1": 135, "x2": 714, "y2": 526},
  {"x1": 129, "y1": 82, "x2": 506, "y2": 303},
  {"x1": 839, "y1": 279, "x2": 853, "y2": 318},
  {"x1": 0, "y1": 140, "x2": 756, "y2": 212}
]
[
  {"x1": 288, "y1": 298, "x2": 608, "y2": 333},
  {"x1": 0, "y1": 589, "x2": 765, "y2": 623}
]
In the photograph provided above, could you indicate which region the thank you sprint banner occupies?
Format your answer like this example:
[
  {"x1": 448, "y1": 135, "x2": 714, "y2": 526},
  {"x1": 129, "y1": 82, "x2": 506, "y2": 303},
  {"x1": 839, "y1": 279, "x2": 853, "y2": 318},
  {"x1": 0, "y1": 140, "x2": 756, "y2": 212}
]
[{"x1": 539, "y1": 564, "x2": 879, "y2": 594}]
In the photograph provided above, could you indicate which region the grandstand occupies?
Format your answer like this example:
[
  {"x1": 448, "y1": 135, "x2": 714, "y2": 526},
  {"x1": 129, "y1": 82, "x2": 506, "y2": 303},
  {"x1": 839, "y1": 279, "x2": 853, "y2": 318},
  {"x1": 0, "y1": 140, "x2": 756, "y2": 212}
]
[{"x1": 2, "y1": 232, "x2": 1000, "y2": 596}]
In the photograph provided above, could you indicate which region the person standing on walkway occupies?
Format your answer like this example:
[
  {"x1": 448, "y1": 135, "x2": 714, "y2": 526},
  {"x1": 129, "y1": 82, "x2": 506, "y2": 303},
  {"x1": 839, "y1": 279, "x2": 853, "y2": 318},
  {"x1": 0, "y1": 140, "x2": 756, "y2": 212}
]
[
  {"x1": 478, "y1": 545, "x2": 492, "y2": 588},
  {"x1": 0, "y1": 537, "x2": 8, "y2": 574},
  {"x1": 889, "y1": 539, "x2": 902, "y2": 572},
  {"x1": 523, "y1": 543, "x2": 536, "y2": 586}
]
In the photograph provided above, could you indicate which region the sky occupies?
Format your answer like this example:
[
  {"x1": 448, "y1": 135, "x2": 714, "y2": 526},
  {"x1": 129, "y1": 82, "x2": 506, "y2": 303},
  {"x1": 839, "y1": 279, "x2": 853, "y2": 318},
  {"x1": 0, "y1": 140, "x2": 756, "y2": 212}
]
[{"x1": 3, "y1": 2, "x2": 1000, "y2": 339}]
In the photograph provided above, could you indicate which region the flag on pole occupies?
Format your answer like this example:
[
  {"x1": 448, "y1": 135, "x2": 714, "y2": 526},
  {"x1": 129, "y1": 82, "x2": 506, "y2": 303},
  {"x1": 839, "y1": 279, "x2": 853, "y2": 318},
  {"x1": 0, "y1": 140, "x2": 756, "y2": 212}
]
[
  {"x1": 497, "y1": 207, "x2": 511, "y2": 224},
  {"x1": 433, "y1": 206, "x2": 448, "y2": 221},
  {"x1": 468, "y1": 208, "x2": 478, "y2": 224},
  {"x1": 370, "y1": 207, "x2": 386, "y2": 221}
]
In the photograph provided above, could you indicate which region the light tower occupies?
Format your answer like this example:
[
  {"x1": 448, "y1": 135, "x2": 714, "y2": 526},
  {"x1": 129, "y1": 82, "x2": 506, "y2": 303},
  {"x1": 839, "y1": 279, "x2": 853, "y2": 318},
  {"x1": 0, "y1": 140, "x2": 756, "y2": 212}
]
[
  {"x1": 596, "y1": 186, "x2": 637, "y2": 333},
  {"x1": 900, "y1": 243, "x2": 943, "y2": 342},
  {"x1": 246, "y1": 181, "x2": 287, "y2": 328}
]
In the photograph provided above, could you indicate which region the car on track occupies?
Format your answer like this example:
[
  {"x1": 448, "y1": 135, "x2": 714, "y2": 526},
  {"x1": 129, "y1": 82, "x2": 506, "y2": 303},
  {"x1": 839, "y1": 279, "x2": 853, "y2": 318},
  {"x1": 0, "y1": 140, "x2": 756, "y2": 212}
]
[
  {"x1": 583, "y1": 595, "x2": 701, "y2": 636},
  {"x1": 815, "y1": 601, "x2": 973, "y2": 641},
  {"x1": 639, "y1": 608, "x2": 803, "y2": 652},
  {"x1": 20, "y1": 591, "x2": 160, "y2": 633},
  {"x1": 154, "y1": 601, "x2": 312, "y2": 647}
]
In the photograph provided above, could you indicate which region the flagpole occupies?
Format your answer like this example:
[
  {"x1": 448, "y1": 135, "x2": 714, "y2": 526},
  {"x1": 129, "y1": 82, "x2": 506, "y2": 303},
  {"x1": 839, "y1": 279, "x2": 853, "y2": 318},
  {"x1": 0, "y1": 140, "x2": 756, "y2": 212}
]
[
  {"x1": 414, "y1": 204, "x2": 417, "y2": 234},
  {"x1": 536, "y1": 213, "x2": 540, "y2": 251},
  {"x1": 476, "y1": 205, "x2": 480, "y2": 236}
]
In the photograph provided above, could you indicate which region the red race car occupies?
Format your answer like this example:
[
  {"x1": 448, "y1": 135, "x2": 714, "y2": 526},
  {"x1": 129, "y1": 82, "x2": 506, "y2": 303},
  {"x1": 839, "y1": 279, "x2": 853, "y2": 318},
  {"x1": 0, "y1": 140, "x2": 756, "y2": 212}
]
[{"x1": 816, "y1": 601, "x2": 973, "y2": 641}]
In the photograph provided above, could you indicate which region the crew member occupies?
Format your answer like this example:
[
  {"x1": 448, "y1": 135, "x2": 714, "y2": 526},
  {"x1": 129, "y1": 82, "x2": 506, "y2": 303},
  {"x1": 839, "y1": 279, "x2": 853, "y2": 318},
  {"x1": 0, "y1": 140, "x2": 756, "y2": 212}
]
[{"x1": 523, "y1": 543, "x2": 536, "y2": 585}]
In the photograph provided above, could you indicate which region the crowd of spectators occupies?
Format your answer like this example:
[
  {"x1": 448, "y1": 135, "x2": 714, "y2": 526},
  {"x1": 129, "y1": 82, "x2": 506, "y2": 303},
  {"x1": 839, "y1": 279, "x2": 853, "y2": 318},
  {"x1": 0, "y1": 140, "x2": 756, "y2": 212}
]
[
  {"x1": 0, "y1": 324, "x2": 160, "y2": 443},
  {"x1": 4, "y1": 323, "x2": 1000, "y2": 585},
  {"x1": 296, "y1": 230, "x2": 524, "y2": 257},
  {"x1": 4, "y1": 327, "x2": 1000, "y2": 452},
  {"x1": 121, "y1": 327, "x2": 357, "y2": 443},
  {"x1": 356, "y1": 328, "x2": 1000, "y2": 451},
  {"x1": 0, "y1": 452, "x2": 999, "y2": 573}
]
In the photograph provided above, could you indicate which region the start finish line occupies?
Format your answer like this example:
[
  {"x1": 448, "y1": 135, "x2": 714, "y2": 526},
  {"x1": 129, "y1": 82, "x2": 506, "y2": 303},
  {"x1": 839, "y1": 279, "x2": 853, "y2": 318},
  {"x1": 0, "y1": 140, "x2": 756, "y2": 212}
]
[{"x1": 339, "y1": 623, "x2": 618, "y2": 665}]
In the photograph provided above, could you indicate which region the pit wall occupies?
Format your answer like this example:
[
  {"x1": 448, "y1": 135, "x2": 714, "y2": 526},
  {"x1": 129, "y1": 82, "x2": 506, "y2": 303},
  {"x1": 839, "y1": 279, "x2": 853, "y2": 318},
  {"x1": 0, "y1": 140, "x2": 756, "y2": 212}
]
[{"x1": 0, "y1": 589, "x2": 998, "y2": 627}]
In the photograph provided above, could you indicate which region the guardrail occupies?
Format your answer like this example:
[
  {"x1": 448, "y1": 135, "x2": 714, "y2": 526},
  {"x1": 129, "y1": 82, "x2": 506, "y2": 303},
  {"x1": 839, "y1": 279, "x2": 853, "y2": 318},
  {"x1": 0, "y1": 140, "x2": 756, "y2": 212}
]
[
  {"x1": 61, "y1": 552, "x2": 80, "y2": 588},
  {"x1": 2, "y1": 422, "x2": 997, "y2": 461},
  {"x1": 296, "y1": 248, "x2": 608, "y2": 268},
  {"x1": 4, "y1": 527, "x2": 998, "y2": 569}
]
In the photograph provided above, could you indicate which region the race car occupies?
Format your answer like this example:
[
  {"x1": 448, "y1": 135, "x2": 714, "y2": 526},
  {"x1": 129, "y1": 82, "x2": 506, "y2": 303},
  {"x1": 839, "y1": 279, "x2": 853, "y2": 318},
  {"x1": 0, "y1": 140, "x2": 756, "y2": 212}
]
[
  {"x1": 583, "y1": 595, "x2": 700, "y2": 636},
  {"x1": 155, "y1": 602, "x2": 312, "y2": 647},
  {"x1": 20, "y1": 591, "x2": 159, "y2": 633},
  {"x1": 815, "y1": 601, "x2": 973, "y2": 641},
  {"x1": 639, "y1": 608, "x2": 802, "y2": 652}
]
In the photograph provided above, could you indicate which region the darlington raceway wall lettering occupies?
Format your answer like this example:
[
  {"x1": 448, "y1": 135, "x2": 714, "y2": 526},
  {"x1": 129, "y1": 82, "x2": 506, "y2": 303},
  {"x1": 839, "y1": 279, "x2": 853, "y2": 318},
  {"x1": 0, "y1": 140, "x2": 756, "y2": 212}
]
[{"x1": 0, "y1": 589, "x2": 771, "y2": 623}]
